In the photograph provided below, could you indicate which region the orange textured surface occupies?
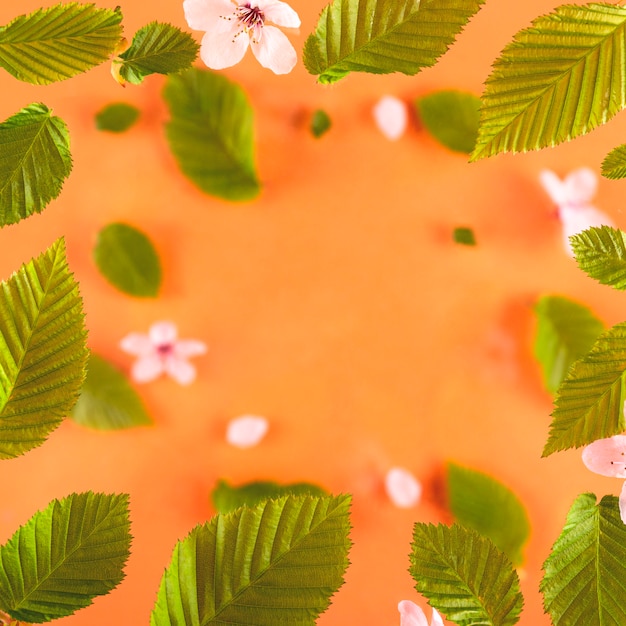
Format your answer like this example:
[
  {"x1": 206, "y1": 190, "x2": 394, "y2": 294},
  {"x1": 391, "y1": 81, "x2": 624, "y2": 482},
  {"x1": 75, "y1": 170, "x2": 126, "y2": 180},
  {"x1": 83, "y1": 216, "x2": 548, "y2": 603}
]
[{"x1": 1, "y1": 0, "x2": 626, "y2": 624}]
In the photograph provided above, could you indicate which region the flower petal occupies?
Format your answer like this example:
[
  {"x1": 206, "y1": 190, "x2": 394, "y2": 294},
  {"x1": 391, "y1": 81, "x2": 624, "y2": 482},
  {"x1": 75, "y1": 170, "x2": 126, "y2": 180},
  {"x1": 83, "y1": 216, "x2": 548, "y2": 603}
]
[
  {"x1": 373, "y1": 96, "x2": 408, "y2": 140},
  {"x1": 582, "y1": 435, "x2": 626, "y2": 478},
  {"x1": 398, "y1": 600, "x2": 429, "y2": 626},
  {"x1": 250, "y1": 25, "x2": 297, "y2": 74},
  {"x1": 164, "y1": 357, "x2": 197, "y2": 385},
  {"x1": 183, "y1": 0, "x2": 236, "y2": 31},
  {"x1": 120, "y1": 332, "x2": 154, "y2": 357},
  {"x1": 539, "y1": 170, "x2": 568, "y2": 205},
  {"x1": 226, "y1": 415, "x2": 269, "y2": 448},
  {"x1": 619, "y1": 481, "x2": 626, "y2": 525},
  {"x1": 131, "y1": 355, "x2": 164, "y2": 383},
  {"x1": 431, "y1": 607, "x2": 445, "y2": 626},
  {"x1": 149, "y1": 321, "x2": 178, "y2": 345},
  {"x1": 564, "y1": 167, "x2": 597, "y2": 205},
  {"x1": 257, "y1": 0, "x2": 301, "y2": 28},
  {"x1": 174, "y1": 339, "x2": 208, "y2": 358},
  {"x1": 385, "y1": 467, "x2": 422, "y2": 508},
  {"x1": 200, "y1": 26, "x2": 249, "y2": 70}
]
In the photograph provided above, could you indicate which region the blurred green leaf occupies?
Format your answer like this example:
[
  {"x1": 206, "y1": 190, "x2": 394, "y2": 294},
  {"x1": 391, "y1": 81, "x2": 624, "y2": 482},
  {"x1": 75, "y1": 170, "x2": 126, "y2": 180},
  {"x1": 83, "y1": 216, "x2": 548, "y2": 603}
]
[
  {"x1": 453, "y1": 227, "x2": 476, "y2": 246},
  {"x1": 310, "y1": 109, "x2": 332, "y2": 138},
  {"x1": 95, "y1": 103, "x2": 140, "y2": 133}
]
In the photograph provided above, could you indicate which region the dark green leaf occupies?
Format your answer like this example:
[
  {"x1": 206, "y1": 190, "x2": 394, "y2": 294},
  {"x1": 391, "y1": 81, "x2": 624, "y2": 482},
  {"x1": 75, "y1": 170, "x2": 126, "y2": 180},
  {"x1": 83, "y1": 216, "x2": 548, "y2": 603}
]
[
  {"x1": 95, "y1": 103, "x2": 140, "y2": 133},
  {"x1": 601, "y1": 144, "x2": 626, "y2": 180},
  {"x1": 453, "y1": 227, "x2": 476, "y2": 246},
  {"x1": 571, "y1": 226, "x2": 626, "y2": 290},
  {"x1": 310, "y1": 109, "x2": 332, "y2": 138}
]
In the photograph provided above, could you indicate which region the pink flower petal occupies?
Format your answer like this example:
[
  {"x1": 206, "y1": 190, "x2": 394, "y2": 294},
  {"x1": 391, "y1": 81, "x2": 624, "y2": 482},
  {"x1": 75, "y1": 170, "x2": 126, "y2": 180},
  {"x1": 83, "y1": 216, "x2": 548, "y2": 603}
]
[
  {"x1": 226, "y1": 415, "x2": 269, "y2": 448},
  {"x1": 385, "y1": 467, "x2": 422, "y2": 508},
  {"x1": 431, "y1": 608, "x2": 444, "y2": 626},
  {"x1": 398, "y1": 600, "x2": 429, "y2": 626},
  {"x1": 620, "y1": 481, "x2": 626, "y2": 524},
  {"x1": 564, "y1": 167, "x2": 597, "y2": 205},
  {"x1": 582, "y1": 435, "x2": 626, "y2": 478},
  {"x1": 184, "y1": 0, "x2": 235, "y2": 31},
  {"x1": 373, "y1": 96, "x2": 408, "y2": 140},
  {"x1": 250, "y1": 25, "x2": 297, "y2": 74},
  {"x1": 119, "y1": 332, "x2": 153, "y2": 357},
  {"x1": 539, "y1": 170, "x2": 567, "y2": 205},
  {"x1": 200, "y1": 25, "x2": 249, "y2": 70},
  {"x1": 259, "y1": 0, "x2": 301, "y2": 28},
  {"x1": 164, "y1": 357, "x2": 197, "y2": 385},
  {"x1": 559, "y1": 205, "x2": 615, "y2": 256},
  {"x1": 149, "y1": 321, "x2": 178, "y2": 345},
  {"x1": 174, "y1": 340, "x2": 208, "y2": 358},
  {"x1": 131, "y1": 355, "x2": 164, "y2": 383}
]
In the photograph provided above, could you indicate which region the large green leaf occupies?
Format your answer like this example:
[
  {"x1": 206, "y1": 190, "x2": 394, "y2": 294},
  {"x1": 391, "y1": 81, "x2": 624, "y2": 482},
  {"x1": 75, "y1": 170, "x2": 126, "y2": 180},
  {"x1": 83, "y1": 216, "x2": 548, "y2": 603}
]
[
  {"x1": 163, "y1": 68, "x2": 260, "y2": 202},
  {"x1": 150, "y1": 494, "x2": 352, "y2": 626},
  {"x1": 0, "y1": 3, "x2": 123, "y2": 85},
  {"x1": 543, "y1": 321, "x2": 626, "y2": 456},
  {"x1": 410, "y1": 522, "x2": 523, "y2": 626},
  {"x1": 571, "y1": 226, "x2": 626, "y2": 290},
  {"x1": 0, "y1": 492, "x2": 131, "y2": 623},
  {"x1": 303, "y1": 0, "x2": 485, "y2": 84},
  {"x1": 447, "y1": 463, "x2": 530, "y2": 566},
  {"x1": 0, "y1": 103, "x2": 72, "y2": 227},
  {"x1": 534, "y1": 295, "x2": 604, "y2": 394},
  {"x1": 472, "y1": 3, "x2": 626, "y2": 161},
  {"x1": 601, "y1": 144, "x2": 626, "y2": 180},
  {"x1": 0, "y1": 238, "x2": 88, "y2": 459},
  {"x1": 541, "y1": 493, "x2": 626, "y2": 625}
]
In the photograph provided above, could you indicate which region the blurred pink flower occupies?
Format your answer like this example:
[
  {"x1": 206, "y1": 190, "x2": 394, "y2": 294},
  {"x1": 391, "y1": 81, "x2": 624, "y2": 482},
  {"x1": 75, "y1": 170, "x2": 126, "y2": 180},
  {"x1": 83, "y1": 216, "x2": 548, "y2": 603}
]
[
  {"x1": 385, "y1": 467, "x2": 422, "y2": 508},
  {"x1": 226, "y1": 414, "x2": 269, "y2": 448},
  {"x1": 120, "y1": 321, "x2": 207, "y2": 385},
  {"x1": 398, "y1": 600, "x2": 444, "y2": 626},
  {"x1": 183, "y1": 0, "x2": 301, "y2": 74},
  {"x1": 373, "y1": 96, "x2": 408, "y2": 140}
]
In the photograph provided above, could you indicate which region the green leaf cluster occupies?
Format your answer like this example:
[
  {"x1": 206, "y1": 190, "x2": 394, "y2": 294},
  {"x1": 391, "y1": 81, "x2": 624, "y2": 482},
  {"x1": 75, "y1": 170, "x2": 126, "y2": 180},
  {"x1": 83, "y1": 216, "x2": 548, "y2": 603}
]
[
  {"x1": 95, "y1": 103, "x2": 140, "y2": 133},
  {"x1": 571, "y1": 226, "x2": 626, "y2": 290}
]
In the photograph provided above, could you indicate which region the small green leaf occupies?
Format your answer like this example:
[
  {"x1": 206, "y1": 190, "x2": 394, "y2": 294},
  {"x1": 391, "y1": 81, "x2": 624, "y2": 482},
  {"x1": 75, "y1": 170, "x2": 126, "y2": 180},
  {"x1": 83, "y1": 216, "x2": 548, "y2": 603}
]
[
  {"x1": 416, "y1": 91, "x2": 481, "y2": 154},
  {"x1": 164, "y1": 68, "x2": 260, "y2": 201},
  {"x1": 534, "y1": 295, "x2": 604, "y2": 393},
  {"x1": 211, "y1": 479, "x2": 329, "y2": 514},
  {"x1": 0, "y1": 238, "x2": 88, "y2": 459},
  {"x1": 0, "y1": 492, "x2": 131, "y2": 623},
  {"x1": 601, "y1": 144, "x2": 626, "y2": 180},
  {"x1": 541, "y1": 493, "x2": 626, "y2": 625},
  {"x1": 71, "y1": 353, "x2": 152, "y2": 430},
  {"x1": 151, "y1": 494, "x2": 351, "y2": 626},
  {"x1": 93, "y1": 223, "x2": 161, "y2": 297},
  {"x1": 571, "y1": 226, "x2": 626, "y2": 290},
  {"x1": 0, "y1": 3, "x2": 123, "y2": 85},
  {"x1": 95, "y1": 103, "x2": 140, "y2": 133},
  {"x1": 0, "y1": 103, "x2": 72, "y2": 227},
  {"x1": 447, "y1": 462, "x2": 530, "y2": 566},
  {"x1": 410, "y1": 522, "x2": 523, "y2": 626},
  {"x1": 453, "y1": 227, "x2": 476, "y2": 246},
  {"x1": 116, "y1": 22, "x2": 199, "y2": 85},
  {"x1": 310, "y1": 109, "x2": 332, "y2": 138}
]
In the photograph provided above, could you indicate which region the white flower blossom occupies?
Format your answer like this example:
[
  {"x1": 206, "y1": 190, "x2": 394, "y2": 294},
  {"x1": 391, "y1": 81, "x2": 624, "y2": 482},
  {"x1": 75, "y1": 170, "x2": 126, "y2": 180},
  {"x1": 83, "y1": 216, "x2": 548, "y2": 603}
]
[
  {"x1": 226, "y1": 415, "x2": 269, "y2": 448},
  {"x1": 373, "y1": 96, "x2": 408, "y2": 140},
  {"x1": 385, "y1": 467, "x2": 422, "y2": 508}
]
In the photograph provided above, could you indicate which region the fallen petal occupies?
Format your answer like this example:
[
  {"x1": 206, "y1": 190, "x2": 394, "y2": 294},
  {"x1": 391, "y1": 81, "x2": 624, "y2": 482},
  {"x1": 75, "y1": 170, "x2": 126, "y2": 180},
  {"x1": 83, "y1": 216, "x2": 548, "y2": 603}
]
[
  {"x1": 373, "y1": 96, "x2": 407, "y2": 140},
  {"x1": 251, "y1": 25, "x2": 297, "y2": 74},
  {"x1": 398, "y1": 600, "x2": 429, "y2": 626},
  {"x1": 165, "y1": 357, "x2": 197, "y2": 385},
  {"x1": 226, "y1": 415, "x2": 269, "y2": 448},
  {"x1": 131, "y1": 355, "x2": 164, "y2": 383},
  {"x1": 582, "y1": 435, "x2": 626, "y2": 478},
  {"x1": 385, "y1": 467, "x2": 422, "y2": 508},
  {"x1": 431, "y1": 607, "x2": 444, "y2": 626}
]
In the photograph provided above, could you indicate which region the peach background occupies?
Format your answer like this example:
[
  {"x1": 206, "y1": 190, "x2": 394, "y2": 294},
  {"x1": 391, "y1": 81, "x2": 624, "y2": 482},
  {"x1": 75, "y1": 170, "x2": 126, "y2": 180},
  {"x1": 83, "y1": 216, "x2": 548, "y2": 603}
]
[{"x1": 2, "y1": 0, "x2": 626, "y2": 624}]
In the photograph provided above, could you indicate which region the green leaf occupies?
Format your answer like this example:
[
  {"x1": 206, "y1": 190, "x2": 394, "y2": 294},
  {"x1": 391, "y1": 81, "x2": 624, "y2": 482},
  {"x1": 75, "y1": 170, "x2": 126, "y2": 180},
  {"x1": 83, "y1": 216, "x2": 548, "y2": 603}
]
[
  {"x1": 150, "y1": 494, "x2": 351, "y2": 626},
  {"x1": 541, "y1": 493, "x2": 626, "y2": 625},
  {"x1": 310, "y1": 109, "x2": 332, "y2": 138},
  {"x1": 0, "y1": 238, "x2": 88, "y2": 459},
  {"x1": 93, "y1": 222, "x2": 161, "y2": 297},
  {"x1": 71, "y1": 353, "x2": 152, "y2": 430},
  {"x1": 534, "y1": 295, "x2": 604, "y2": 394},
  {"x1": 0, "y1": 103, "x2": 72, "y2": 227},
  {"x1": 303, "y1": 0, "x2": 485, "y2": 84},
  {"x1": 571, "y1": 226, "x2": 626, "y2": 290},
  {"x1": 472, "y1": 3, "x2": 626, "y2": 160},
  {"x1": 95, "y1": 103, "x2": 140, "y2": 133},
  {"x1": 164, "y1": 68, "x2": 260, "y2": 202},
  {"x1": 211, "y1": 479, "x2": 329, "y2": 514},
  {"x1": 410, "y1": 522, "x2": 523, "y2": 626},
  {"x1": 447, "y1": 463, "x2": 530, "y2": 566},
  {"x1": 115, "y1": 22, "x2": 199, "y2": 85},
  {"x1": 0, "y1": 3, "x2": 123, "y2": 85},
  {"x1": 416, "y1": 91, "x2": 481, "y2": 154},
  {"x1": 543, "y1": 321, "x2": 626, "y2": 456},
  {"x1": 601, "y1": 144, "x2": 626, "y2": 180},
  {"x1": 453, "y1": 227, "x2": 476, "y2": 246}
]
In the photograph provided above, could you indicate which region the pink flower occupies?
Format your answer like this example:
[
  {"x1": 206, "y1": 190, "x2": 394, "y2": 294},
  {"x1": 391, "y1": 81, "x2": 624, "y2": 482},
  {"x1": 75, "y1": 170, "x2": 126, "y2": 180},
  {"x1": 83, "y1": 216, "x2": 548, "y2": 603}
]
[
  {"x1": 582, "y1": 434, "x2": 626, "y2": 523},
  {"x1": 226, "y1": 414, "x2": 269, "y2": 448},
  {"x1": 398, "y1": 600, "x2": 444, "y2": 626},
  {"x1": 385, "y1": 467, "x2": 422, "y2": 508},
  {"x1": 120, "y1": 321, "x2": 207, "y2": 385},
  {"x1": 373, "y1": 96, "x2": 408, "y2": 140},
  {"x1": 183, "y1": 0, "x2": 301, "y2": 74}
]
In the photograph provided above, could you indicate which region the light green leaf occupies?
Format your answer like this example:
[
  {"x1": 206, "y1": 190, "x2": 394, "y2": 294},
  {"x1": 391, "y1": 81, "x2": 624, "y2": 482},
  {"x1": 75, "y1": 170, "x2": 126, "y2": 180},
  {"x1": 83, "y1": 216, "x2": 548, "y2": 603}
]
[
  {"x1": 453, "y1": 227, "x2": 476, "y2": 246},
  {"x1": 0, "y1": 3, "x2": 123, "y2": 85},
  {"x1": 541, "y1": 493, "x2": 626, "y2": 625},
  {"x1": 310, "y1": 109, "x2": 332, "y2": 138},
  {"x1": 95, "y1": 103, "x2": 140, "y2": 133},
  {"x1": 164, "y1": 68, "x2": 260, "y2": 202},
  {"x1": 410, "y1": 522, "x2": 523, "y2": 626},
  {"x1": 416, "y1": 90, "x2": 481, "y2": 154},
  {"x1": 472, "y1": 3, "x2": 626, "y2": 161},
  {"x1": 534, "y1": 295, "x2": 604, "y2": 394},
  {"x1": 71, "y1": 353, "x2": 152, "y2": 430},
  {"x1": 115, "y1": 22, "x2": 199, "y2": 85},
  {"x1": 303, "y1": 0, "x2": 485, "y2": 84},
  {"x1": 571, "y1": 226, "x2": 626, "y2": 290},
  {"x1": 93, "y1": 222, "x2": 161, "y2": 297},
  {"x1": 151, "y1": 494, "x2": 352, "y2": 626},
  {"x1": 601, "y1": 144, "x2": 626, "y2": 180},
  {"x1": 447, "y1": 463, "x2": 530, "y2": 566},
  {"x1": 211, "y1": 479, "x2": 329, "y2": 514},
  {"x1": 0, "y1": 103, "x2": 72, "y2": 227},
  {"x1": 0, "y1": 492, "x2": 131, "y2": 623},
  {"x1": 543, "y1": 321, "x2": 626, "y2": 456},
  {"x1": 0, "y1": 238, "x2": 88, "y2": 459}
]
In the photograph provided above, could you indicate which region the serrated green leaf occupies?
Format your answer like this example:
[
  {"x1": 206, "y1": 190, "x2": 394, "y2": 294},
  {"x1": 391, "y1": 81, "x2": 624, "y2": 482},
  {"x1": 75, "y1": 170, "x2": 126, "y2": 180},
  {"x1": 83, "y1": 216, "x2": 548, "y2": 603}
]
[
  {"x1": 150, "y1": 494, "x2": 351, "y2": 626},
  {"x1": 541, "y1": 493, "x2": 626, "y2": 625},
  {"x1": 0, "y1": 492, "x2": 131, "y2": 623},
  {"x1": 453, "y1": 227, "x2": 476, "y2": 246},
  {"x1": 571, "y1": 226, "x2": 626, "y2": 290},
  {"x1": 71, "y1": 353, "x2": 152, "y2": 430},
  {"x1": 410, "y1": 522, "x2": 523, "y2": 626},
  {"x1": 93, "y1": 222, "x2": 161, "y2": 297},
  {"x1": 211, "y1": 479, "x2": 329, "y2": 514},
  {"x1": 0, "y1": 3, "x2": 123, "y2": 85},
  {"x1": 310, "y1": 109, "x2": 332, "y2": 138},
  {"x1": 543, "y1": 321, "x2": 626, "y2": 456},
  {"x1": 115, "y1": 22, "x2": 199, "y2": 85},
  {"x1": 164, "y1": 68, "x2": 260, "y2": 202},
  {"x1": 601, "y1": 144, "x2": 626, "y2": 179},
  {"x1": 0, "y1": 103, "x2": 72, "y2": 227},
  {"x1": 303, "y1": 0, "x2": 485, "y2": 84},
  {"x1": 534, "y1": 295, "x2": 604, "y2": 394},
  {"x1": 472, "y1": 3, "x2": 626, "y2": 161},
  {"x1": 0, "y1": 238, "x2": 88, "y2": 459},
  {"x1": 416, "y1": 90, "x2": 481, "y2": 154},
  {"x1": 95, "y1": 103, "x2": 140, "y2": 133}
]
